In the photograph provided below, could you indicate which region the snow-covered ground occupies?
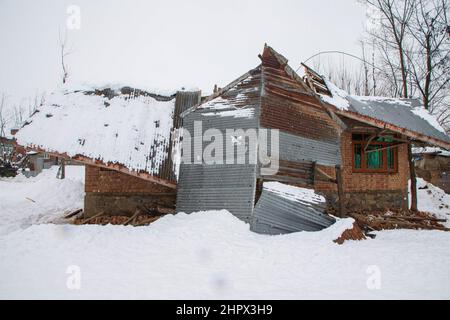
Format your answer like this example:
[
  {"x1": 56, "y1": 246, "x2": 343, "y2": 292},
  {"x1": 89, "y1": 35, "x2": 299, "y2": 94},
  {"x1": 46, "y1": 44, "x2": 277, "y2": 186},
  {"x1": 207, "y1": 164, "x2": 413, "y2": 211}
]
[
  {"x1": 0, "y1": 166, "x2": 84, "y2": 237},
  {"x1": 0, "y1": 167, "x2": 450, "y2": 299}
]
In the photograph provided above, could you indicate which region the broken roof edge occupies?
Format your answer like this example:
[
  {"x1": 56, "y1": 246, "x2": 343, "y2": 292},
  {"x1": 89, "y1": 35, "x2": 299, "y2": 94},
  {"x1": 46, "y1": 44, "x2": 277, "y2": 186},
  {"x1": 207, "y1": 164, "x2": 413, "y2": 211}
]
[
  {"x1": 180, "y1": 65, "x2": 261, "y2": 118},
  {"x1": 58, "y1": 81, "x2": 185, "y2": 99},
  {"x1": 20, "y1": 144, "x2": 177, "y2": 189},
  {"x1": 262, "y1": 44, "x2": 315, "y2": 94}
]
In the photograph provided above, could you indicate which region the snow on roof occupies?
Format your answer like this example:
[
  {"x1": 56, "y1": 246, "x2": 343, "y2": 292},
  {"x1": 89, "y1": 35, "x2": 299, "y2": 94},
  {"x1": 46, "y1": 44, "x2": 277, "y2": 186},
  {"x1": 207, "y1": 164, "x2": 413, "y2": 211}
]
[
  {"x1": 15, "y1": 86, "x2": 176, "y2": 177},
  {"x1": 412, "y1": 146, "x2": 450, "y2": 157},
  {"x1": 347, "y1": 95, "x2": 450, "y2": 144},
  {"x1": 196, "y1": 74, "x2": 258, "y2": 120},
  {"x1": 320, "y1": 78, "x2": 351, "y2": 111},
  {"x1": 316, "y1": 77, "x2": 450, "y2": 146},
  {"x1": 60, "y1": 81, "x2": 189, "y2": 98},
  {"x1": 263, "y1": 182, "x2": 326, "y2": 206}
]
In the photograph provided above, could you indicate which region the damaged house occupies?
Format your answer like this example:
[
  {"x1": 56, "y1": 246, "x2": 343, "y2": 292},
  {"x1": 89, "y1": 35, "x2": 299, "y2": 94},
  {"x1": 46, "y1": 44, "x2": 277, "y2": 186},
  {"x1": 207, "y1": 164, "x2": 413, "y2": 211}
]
[
  {"x1": 177, "y1": 45, "x2": 450, "y2": 234},
  {"x1": 15, "y1": 45, "x2": 450, "y2": 235},
  {"x1": 16, "y1": 85, "x2": 200, "y2": 217}
]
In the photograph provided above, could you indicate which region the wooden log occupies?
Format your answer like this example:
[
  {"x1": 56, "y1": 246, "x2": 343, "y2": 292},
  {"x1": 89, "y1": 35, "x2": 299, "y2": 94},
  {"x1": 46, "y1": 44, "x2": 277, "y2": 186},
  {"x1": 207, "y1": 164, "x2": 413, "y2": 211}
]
[
  {"x1": 60, "y1": 158, "x2": 65, "y2": 179},
  {"x1": 315, "y1": 167, "x2": 337, "y2": 183},
  {"x1": 82, "y1": 211, "x2": 104, "y2": 224},
  {"x1": 156, "y1": 206, "x2": 176, "y2": 215},
  {"x1": 408, "y1": 143, "x2": 418, "y2": 211},
  {"x1": 335, "y1": 165, "x2": 346, "y2": 218},
  {"x1": 64, "y1": 208, "x2": 83, "y2": 219},
  {"x1": 382, "y1": 215, "x2": 446, "y2": 223},
  {"x1": 133, "y1": 216, "x2": 159, "y2": 227},
  {"x1": 124, "y1": 209, "x2": 141, "y2": 226}
]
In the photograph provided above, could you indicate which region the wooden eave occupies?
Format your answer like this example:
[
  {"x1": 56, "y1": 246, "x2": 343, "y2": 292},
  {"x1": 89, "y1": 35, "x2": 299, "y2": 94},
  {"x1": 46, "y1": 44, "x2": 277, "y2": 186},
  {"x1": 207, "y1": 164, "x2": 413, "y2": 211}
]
[{"x1": 329, "y1": 105, "x2": 450, "y2": 150}]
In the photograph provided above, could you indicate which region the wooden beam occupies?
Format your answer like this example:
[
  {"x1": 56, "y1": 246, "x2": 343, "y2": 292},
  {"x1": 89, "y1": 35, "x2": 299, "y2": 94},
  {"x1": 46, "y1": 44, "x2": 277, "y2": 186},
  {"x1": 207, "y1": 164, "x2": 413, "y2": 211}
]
[
  {"x1": 364, "y1": 129, "x2": 387, "y2": 152},
  {"x1": 333, "y1": 108, "x2": 450, "y2": 150},
  {"x1": 335, "y1": 165, "x2": 346, "y2": 218},
  {"x1": 408, "y1": 143, "x2": 418, "y2": 211},
  {"x1": 315, "y1": 166, "x2": 337, "y2": 183},
  {"x1": 364, "y1": 142, "x2": 405, "y2": 154},
  {"x1": 180, "y1": 66, "x2": 259, "y2": 118},
  {"x1": 263, "y1": 175, "x2": 313, "y2": 186},
  {"x1": 82, "y1": 211, "x2": 105, "y2": 224}
]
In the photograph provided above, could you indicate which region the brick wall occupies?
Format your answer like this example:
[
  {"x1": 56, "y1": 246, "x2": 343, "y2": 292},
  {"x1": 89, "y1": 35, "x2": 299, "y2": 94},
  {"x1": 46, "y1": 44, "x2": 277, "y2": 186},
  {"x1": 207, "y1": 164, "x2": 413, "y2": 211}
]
[
  {"x1": 84, "y1": 165, "x2": 176, "y2": 217},
  {"x1": 315, "y1": 131, "x2": 410, "y2": 211},
  {"x1": 340, "y1": 131, "x2": 409, "y2": 192},
  {"x1": 85, "y1": 165, "x2": 173, "y2": 194}
]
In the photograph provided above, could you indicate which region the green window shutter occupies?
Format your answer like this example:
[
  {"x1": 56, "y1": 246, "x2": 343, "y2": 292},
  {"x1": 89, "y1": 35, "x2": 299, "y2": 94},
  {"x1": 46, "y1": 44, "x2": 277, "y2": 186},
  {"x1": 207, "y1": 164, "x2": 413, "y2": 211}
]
[{"x1": 366, "y1": 145, "x2": 383, "y2": 169}]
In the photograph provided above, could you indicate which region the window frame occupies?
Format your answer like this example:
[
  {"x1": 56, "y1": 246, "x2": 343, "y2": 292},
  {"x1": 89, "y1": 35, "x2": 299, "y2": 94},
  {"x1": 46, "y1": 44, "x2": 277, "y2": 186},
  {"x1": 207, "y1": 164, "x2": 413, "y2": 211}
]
[{"x1": 351, "y1": 133, "x2": 399, "y2": 174}]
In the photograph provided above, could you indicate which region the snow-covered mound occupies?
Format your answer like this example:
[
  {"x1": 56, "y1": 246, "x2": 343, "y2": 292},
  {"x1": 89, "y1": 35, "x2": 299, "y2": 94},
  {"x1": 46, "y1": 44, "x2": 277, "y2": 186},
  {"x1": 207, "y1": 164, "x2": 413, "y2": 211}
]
[
  {"x1": 0, "y1": 166, "x2": 84, "y2": 236},
  {"x1": 413, "y1": 178, "x2": 450, "y2": 228},
  {"x1": 1, "y1": 167, "x2": 450, "y2": 299}
]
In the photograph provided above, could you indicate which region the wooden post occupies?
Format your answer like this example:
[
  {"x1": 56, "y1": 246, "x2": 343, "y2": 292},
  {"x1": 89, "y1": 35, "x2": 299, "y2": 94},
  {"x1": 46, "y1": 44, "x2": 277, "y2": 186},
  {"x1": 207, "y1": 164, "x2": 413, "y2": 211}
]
[
  {"x1": 407, "y1": 143, "x2": 418, "y2": 211},
  {"x1": 60, "y1": 158, "x2": 65, "y2": 179},
  {"x1": 335, "y1": 165, "x2": 346, "y2": 218}
]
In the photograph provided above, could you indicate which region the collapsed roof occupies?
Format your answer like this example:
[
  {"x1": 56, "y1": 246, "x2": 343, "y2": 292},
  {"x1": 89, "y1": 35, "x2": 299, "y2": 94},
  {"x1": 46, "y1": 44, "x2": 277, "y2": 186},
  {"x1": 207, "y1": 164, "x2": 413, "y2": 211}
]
[{"x1": 15, "y1": 84, "x2": 200, "y2": 187}]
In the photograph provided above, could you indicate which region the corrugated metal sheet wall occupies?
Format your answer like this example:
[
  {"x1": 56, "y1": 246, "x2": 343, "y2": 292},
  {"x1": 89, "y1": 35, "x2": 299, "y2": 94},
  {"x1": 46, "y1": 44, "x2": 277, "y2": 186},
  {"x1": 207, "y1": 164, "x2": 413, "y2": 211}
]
[{"x1": 176, "y1": 69, "x2": 262, "y2": 222}]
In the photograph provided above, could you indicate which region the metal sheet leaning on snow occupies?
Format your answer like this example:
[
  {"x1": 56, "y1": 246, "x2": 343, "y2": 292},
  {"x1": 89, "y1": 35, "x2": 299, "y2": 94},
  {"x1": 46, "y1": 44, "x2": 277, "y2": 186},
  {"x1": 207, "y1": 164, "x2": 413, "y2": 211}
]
[{"x1": 251, "y1": 182, "x2": 335, "y2": 235}]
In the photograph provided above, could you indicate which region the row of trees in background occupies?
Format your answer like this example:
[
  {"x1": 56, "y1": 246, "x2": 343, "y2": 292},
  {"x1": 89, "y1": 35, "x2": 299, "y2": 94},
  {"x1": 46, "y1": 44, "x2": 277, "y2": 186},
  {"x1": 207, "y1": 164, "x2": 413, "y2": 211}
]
[{"x1": 311, "y1": 0, "x2": 449, "y2": 130}]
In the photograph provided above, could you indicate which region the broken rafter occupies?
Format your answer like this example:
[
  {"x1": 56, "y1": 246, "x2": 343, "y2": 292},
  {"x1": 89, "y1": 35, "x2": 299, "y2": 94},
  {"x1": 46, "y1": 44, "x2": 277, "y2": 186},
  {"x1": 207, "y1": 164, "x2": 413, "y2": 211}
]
[
  {"x1": 315, "y1": 167, "x2": 337, "y2": 183},
  {"x1": 82, "y1": 211, "x2": 105, "y2": 224},
  {"x1": 180, "y1": 66, "x2": 260, "y2": 118},
  {"x1": 124, "y1": 209, "x2": 142, "y2": 226}
]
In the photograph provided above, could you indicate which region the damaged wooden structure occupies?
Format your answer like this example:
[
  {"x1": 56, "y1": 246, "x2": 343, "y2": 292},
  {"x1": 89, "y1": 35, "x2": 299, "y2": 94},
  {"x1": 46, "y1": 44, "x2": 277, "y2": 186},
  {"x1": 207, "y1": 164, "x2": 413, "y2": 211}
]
[
  {"x1": 16, "y1": 85, "x2": 201, "y2": 218},
  {"x1": 177, "y1": 45, "x2": 450, "y2": 234},
  {"x1": 14, "y1": 45, "x2": 450, "y2": 234}
]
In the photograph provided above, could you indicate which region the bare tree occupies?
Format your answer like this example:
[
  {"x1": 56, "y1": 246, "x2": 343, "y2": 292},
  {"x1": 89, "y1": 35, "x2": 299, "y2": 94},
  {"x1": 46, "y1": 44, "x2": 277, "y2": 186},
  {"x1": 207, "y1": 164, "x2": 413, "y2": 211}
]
[
  {"x1": 58, "y1": 30, "x2": 74, "y2": 84},
  {"x1": 0, "y1": 94, "x2": 10, "y2": 164},
  {"x1": 365, "y1": 0, "x2": 416, "y2": 98},
  {"x1": 27, "y1": 91, "x2": 46, "y2": 117},
  {"x1": 405, "y1": 0, "x2": 449, "y2": 111}
]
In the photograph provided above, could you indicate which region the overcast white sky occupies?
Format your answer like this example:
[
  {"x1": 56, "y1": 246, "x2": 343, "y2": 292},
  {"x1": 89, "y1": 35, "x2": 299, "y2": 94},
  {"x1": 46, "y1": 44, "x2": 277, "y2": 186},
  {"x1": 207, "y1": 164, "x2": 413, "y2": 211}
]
[{"x1": 0, "y1": 0, "x2": 367, "y2": 104}]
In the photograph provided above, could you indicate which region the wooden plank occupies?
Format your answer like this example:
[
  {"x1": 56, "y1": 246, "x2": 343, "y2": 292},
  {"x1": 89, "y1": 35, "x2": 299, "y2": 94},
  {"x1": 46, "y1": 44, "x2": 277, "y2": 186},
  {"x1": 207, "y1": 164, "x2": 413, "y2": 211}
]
[
  {"x1": 364, "y1": 142, "x2": 405, "y2": 154},
  {"x1": 408, "y1": 143, "x2": 418, "y2": 211},
  {"x1": 335, "y1": 165, "x2": 346, "y2": 218},
  {"x1": 263, "y1": 175, "x2": 313, "y2": 186},
  {"x1": 124, "y1": 209, "x2": 141, "y2": 226},
  {"x1": 315, "y1": 167, "x2": 337, "y2": 183},
  {"x1": 82, "y1": 211, "x2": 105, "y2": 224}
]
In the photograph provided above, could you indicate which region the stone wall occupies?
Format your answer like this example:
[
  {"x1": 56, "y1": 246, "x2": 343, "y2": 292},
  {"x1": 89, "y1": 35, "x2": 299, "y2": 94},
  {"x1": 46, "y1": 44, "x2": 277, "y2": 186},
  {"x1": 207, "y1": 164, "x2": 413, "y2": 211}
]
[
  {"x1": 322, "y1": 189, "x2": 408, "y2": 212},
  {"x1": 84, "y1": 165, "x2": 176, "y2": 217}
]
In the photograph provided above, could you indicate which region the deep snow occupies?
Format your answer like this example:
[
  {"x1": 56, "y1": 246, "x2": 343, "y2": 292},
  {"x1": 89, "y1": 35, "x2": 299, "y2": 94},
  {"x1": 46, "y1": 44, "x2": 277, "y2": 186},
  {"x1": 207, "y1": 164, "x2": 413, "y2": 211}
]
[{"x1": 0, "y1": 166, "x2": 450, "y2": 299}]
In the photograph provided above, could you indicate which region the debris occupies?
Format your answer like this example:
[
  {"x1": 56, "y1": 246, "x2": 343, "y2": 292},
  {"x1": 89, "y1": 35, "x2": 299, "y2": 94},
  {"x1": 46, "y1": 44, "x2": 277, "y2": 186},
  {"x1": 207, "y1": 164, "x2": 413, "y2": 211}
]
[
  {"x1": 81, "y1": 211, "x2": 105, "y2": 224},
  {"x1": 348, "y1": 209, "x2": 449, "y2": 232},
  {"x1": 334, "y1": 222, "x2": 366, "y2": 244},
  {"x1": 64, "y1": 208, "x2": 83, "y2": 219}
]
